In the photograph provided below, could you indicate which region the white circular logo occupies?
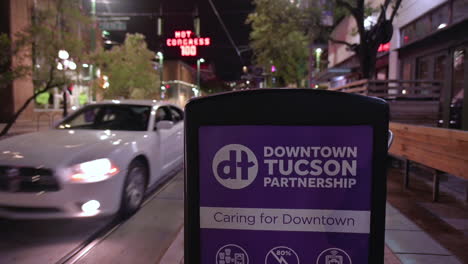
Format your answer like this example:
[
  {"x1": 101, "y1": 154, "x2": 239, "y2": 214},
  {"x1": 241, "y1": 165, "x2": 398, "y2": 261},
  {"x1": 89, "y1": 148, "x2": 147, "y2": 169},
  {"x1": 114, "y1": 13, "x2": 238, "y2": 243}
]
[{"x1": 212, "y1": 144, "x2": 258, "y2": 189}]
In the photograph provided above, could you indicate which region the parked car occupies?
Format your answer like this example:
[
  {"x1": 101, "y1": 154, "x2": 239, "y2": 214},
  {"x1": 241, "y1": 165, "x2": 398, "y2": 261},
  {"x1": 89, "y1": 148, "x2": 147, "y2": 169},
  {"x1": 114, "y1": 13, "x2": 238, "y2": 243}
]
[{"x1": 0, "y1": 100, "x2": 184, "y2": 219}]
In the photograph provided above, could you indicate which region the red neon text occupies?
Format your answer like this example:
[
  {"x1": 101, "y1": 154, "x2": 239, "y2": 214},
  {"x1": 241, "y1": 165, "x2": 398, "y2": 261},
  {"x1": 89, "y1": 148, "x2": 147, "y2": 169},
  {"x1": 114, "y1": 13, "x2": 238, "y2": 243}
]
[
  {"x1": 181, "y1": 46, "x2": 197, "y2": 56},
  {"x1": 166, "y1": 30, "x2": 211, "y2": 57}
]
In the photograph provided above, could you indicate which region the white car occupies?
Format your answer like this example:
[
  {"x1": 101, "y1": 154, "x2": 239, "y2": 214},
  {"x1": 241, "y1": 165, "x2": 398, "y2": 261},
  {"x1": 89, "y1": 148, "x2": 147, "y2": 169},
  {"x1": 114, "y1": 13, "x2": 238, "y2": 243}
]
[{"x1": 0, "y1": 100, "x2": 184, "y2": 219}]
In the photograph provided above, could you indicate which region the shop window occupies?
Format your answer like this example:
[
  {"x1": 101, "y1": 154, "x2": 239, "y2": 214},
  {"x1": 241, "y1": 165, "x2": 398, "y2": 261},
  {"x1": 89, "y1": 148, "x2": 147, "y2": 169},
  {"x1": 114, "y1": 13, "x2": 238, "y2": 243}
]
[
  {"x1": 400, "y1": 1, "x2": 467, "y2": 46},
  {"x1": 416, "y1": 57, "x2": 430, "y2": 80},
  {"x1": 431, "y1": 4, "x2": 450, "y2": 31},
  {"x1": 414, "y1": 17, "x2": 430, "y2": 40},
  {"x1": 401, "y1": 24, "x2": 415, "y2": 45},
  {"x1": 434, "y1": 55, "x2": 447, "y2": 81},
  {"x1": 402, "y1": 61, "x2": 412, "y2": 81},
  {"x1": 376, "y1": 67, "x2": 388, "y2": 80},
  {"x1": 450, "y1": 47, "x2": 465, "y2": 129},
  {"x1": 452, "y1": 0, "x2": 468, "y2": 23}
]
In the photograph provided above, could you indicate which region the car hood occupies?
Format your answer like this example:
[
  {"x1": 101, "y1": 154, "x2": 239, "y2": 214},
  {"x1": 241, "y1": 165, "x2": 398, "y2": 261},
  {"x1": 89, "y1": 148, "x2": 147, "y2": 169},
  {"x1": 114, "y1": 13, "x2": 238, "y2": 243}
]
[{"x1": 0, "y1": 129, "x2": 146, "y2": 168}]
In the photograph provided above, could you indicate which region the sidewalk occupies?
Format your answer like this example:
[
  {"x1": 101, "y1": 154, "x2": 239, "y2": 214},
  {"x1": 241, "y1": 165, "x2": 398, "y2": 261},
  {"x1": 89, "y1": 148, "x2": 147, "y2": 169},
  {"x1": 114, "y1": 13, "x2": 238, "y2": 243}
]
[
  {"x1": 0, "y1": 120, "x2": 50, "y2": 139},
  {"x1": 385, "y1": 203, "x2": 462, "y2": 264},
  {"x1": 160, "y1": 202, "x2": 462, "y2": 264}
]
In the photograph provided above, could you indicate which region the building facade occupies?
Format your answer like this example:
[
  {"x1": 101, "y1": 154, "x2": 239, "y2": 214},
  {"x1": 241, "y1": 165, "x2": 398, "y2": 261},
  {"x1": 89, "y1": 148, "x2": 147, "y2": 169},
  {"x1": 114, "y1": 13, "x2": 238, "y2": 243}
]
[
  {"x1": 325, "y1": 0, "x2": 468, "y2": 129},
  {"x1": 1, "y1": 0, "x2": 35, "y2": 123},
  {"x1": 162, "y1": 60, "x2": 199, "y2": 107},
  {"x1": 389, "y1": 0, "x2": 468, "y2": 129},
  {"x1": 0, "y1": 0, "x2": 100, "y2": 123}
]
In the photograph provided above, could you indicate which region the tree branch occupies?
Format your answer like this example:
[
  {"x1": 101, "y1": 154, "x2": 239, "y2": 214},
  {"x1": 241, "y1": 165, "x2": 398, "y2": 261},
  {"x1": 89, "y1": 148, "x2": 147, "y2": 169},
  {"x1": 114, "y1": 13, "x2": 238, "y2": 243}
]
[
  {"x1": 389, "y1": 0, "x2": 403, "y2": 22},
  {"x1": 329, "y1": 37, "x2": 358, "y2": 51}
]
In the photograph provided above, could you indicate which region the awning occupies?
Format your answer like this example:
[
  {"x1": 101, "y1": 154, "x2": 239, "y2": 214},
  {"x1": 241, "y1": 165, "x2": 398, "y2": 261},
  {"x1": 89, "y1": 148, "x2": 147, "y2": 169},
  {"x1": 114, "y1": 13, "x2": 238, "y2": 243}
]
[{"x1": 314, "y1": 67, "x2": 352, "y2": 82}]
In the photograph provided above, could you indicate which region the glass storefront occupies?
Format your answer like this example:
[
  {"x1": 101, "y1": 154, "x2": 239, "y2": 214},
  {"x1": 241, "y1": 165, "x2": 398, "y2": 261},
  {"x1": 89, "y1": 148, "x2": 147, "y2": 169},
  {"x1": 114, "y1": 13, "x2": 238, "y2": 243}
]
[{"x1": 450, "y1": 47, "x2": 465, "y2": 128}]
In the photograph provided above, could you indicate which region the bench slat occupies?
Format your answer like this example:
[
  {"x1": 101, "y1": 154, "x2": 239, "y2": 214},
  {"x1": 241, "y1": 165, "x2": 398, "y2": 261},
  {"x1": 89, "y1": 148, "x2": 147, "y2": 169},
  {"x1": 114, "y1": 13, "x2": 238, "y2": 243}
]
[{"x1": 389, "y1": 122, "x2": 468, "y2": 180}]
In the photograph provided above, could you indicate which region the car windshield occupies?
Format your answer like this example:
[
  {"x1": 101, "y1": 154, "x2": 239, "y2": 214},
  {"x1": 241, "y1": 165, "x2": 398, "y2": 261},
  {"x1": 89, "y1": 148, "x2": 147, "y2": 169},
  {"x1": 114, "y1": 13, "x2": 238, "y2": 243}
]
[{"x1": 57, "y1": 104, "x2": 151, "y2": 131}]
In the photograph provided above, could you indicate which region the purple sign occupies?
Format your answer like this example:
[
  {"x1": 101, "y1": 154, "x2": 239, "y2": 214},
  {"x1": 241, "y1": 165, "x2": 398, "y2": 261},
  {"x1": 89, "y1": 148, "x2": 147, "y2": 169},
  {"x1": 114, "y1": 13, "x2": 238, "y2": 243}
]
[{"x1": 199, "y1": 125, "x2": 373, "y2": 264}]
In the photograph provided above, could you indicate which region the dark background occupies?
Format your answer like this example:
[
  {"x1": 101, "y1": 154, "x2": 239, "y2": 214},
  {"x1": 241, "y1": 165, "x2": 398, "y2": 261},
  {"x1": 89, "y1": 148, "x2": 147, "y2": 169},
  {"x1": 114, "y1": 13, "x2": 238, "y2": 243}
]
[{"x1": 92, "y1": 0, "x2": 254, "y2": 81}]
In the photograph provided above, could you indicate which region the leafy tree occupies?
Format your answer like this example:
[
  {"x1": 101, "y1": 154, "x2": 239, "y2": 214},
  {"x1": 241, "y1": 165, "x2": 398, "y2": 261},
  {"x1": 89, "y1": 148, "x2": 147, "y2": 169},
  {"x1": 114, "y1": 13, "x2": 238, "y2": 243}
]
[
  {"x1": 0, "y1": 34, "x2": 28, "y2": 86},
  {"x1": 247, "y1": 0, "x2": 314, "y2": 88},
  {"x1": 331, "y1": 0, "x2": 403, "y2": 78},
  {"x1": 0, "y1": 0, "x2": 92, "y2": 137},
  {"x1": 247, "y1": 0, "x2": 403, "y2": 85},
  {"x1": 93, "y1": 33, "x2": 159, "y2": 100}
]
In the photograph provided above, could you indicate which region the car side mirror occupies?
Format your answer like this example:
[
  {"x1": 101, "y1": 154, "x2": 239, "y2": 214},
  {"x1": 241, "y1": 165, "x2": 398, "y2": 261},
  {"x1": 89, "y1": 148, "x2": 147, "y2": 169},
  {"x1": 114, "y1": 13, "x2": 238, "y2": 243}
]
[{"x1": 155, "y1": 120, "x2": 174, "y2": 130}]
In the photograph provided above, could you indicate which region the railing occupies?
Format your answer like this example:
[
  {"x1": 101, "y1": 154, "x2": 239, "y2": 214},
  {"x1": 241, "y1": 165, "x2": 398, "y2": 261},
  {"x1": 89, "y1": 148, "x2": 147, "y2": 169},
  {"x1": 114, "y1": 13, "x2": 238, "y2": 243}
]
[
  {"x1": 329, "y1": 79, "x2": 442, "y2": 100},
  {"x1": 33, "y1": 110, "x2": 64, "y2": 131},
  {"x1": 330, "y1": 80, "x2": 468, "y2": 202},
  {"x1": 329, "y1": 79, "x2": 442, "y2": 126},
  {"x1": 328, "y1": 79, "x2": 369, "y2": 95}
]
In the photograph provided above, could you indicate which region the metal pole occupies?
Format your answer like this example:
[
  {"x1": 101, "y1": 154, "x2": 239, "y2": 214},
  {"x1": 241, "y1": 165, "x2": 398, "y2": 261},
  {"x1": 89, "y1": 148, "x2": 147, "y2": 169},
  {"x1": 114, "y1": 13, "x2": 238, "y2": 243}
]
[
  {"x1": 197, "y1": 59, "x2": 201, "y2": 90},
  {"x1": 62, "y1": 65, "x2": 68, "y2": 118},
  {"x1": 63, "y1": 86, "x2": 68, "y2": 117},
  {"x1": 160, "y1": 56, "x2": 164, "y2": 98},
  {"x1": 91, "y1": 0, "x2": 97, "y2": 101}
]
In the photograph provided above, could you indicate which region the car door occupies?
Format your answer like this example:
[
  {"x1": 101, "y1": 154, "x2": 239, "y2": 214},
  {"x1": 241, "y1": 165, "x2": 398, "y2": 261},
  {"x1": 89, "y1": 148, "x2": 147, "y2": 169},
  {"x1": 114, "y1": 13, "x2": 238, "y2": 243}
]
[
  {"x1": 154, "y1": 106, "x2": 173, "y2": 172},
  {"x1": 168, "y1": 106, "x2": 184, "y2": 163}
]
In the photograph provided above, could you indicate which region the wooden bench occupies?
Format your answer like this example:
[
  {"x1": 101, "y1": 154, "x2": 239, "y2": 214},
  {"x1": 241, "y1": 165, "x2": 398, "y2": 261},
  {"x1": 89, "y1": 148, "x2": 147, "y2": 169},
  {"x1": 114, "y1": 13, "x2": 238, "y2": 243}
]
[
  {"x1": 389, "y1": 122, "x2": 468, "y2": 202},
  {"x1": 388, "y1": 101, "x2": 440, "y2": 126}
]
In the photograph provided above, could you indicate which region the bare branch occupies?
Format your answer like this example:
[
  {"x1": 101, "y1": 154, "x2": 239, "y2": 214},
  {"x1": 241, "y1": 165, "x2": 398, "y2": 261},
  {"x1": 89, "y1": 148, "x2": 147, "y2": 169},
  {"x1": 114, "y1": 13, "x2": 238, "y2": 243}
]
[
  {"x1": 389, "y1": 0, "x2": 403, "y2": 22},
  {"x1": 329, "y1": 37, "x2": 358, "y2": 51}
]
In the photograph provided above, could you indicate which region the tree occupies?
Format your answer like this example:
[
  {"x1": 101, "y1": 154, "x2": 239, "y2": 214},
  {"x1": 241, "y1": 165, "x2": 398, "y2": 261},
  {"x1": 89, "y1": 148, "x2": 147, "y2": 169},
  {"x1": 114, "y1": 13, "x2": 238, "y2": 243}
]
[
  {"x1": 247, "y1": 0, "x2": 403, "y2": 84},
  {"x1": 330, "y1": 0, "x2": 403, "y2": 78},
  {"x1": 0, "y1": 34, "x2": 28, "y2": 86},
  {"x1": 247, "y1": 0, "x2": 315, "y2": 88},
  {"x1": 0, "y1": 0, "x2": 93, "y2": 137},
  {"x1": 93, "y1": 33, "x2": 159, "y2": 100}
]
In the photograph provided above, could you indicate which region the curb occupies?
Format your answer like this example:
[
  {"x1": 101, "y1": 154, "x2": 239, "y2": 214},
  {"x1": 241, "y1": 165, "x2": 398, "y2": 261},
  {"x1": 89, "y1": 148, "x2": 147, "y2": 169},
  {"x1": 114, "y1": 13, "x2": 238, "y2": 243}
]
[{"x1": 159, "y1": 227, "x2": 184, "y2": 264}]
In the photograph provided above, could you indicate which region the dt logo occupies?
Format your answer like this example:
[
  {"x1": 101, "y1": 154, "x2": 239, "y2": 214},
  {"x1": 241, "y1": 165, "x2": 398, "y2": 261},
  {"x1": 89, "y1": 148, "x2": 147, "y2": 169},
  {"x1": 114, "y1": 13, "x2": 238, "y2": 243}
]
[{"x1": 212, "y1": 144, "x2": 258, "y2": 189}]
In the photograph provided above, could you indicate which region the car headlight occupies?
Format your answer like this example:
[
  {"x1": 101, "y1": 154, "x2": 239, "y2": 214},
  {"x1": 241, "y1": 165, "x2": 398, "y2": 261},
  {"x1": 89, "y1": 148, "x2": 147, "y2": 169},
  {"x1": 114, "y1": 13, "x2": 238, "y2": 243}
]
[{"x1": 69, "y1": 158, "x2": 119, "y2": 183}]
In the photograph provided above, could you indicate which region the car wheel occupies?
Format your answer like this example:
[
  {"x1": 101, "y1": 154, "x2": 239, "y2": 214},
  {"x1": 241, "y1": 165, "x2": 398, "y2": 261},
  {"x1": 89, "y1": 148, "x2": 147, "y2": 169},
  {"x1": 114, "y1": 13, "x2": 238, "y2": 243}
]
[{"x1": 119, "y1": 159, "x2": 147, "y2": 218}]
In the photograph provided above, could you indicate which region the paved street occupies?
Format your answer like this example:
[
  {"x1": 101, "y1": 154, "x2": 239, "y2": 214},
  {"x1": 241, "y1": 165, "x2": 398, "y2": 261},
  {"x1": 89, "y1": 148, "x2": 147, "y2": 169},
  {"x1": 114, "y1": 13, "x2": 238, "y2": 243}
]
[
  {"x1": 0, "y1": 163, "x2": 466, "y2": 264},
  {"x1": 0, "y1": 216, "x2": 112, "y2": 264},
  {"x1": 0, "y1": 170, "x2": 184, "y2": 264}
]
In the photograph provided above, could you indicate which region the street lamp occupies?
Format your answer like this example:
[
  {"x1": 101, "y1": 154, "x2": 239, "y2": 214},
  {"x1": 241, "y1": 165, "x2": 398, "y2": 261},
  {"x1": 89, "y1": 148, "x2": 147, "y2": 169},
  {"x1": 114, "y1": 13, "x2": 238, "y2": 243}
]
[
  {"x1": 315, "y1": 48, "x2": 323, "y2": 73},
  {"x1": 58, "y1": 50, "x2": 69, "y2": 60},
  {"x1": 156, "y1": 52, "x2": 164, "y2": 99},
  {"x1": 197, "y1": 58, "x2": 205, "y2": 91},
  {"x1": 57, "y1": 50, "x2": 75, "y2": 117}
]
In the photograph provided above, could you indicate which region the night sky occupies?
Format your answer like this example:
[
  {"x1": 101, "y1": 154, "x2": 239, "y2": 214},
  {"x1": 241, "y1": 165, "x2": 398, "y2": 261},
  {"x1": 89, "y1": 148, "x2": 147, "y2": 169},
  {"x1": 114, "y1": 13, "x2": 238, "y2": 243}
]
[{"x1": 93, "y1": 0, "x2": 254, "y2": 81}]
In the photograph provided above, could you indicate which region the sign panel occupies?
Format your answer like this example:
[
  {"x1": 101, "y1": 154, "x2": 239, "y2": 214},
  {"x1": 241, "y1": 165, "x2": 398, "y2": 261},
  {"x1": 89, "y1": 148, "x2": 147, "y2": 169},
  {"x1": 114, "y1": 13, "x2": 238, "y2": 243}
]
[
  {"x1": 98, "y1": 21, "x2": 127, "y2": 31},
  {"x1": 198, "y1": 125, "x2": 372, "y2": 263},
  {"x1": 185, "y1": 89, "x2": 389, "y2": 264},
  {"x1": 166, "y1": 30, "x2": 211, "y2": 57}
]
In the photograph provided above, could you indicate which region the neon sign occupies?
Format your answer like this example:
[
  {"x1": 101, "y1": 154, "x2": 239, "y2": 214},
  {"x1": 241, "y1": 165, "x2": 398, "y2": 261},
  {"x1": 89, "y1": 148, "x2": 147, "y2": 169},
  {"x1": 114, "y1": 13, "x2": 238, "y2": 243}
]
[
  {"x1": 166, "y1": 30, "x2": 211, "y2": 57},
  {"x1": 378, "y1": 42, "x2": 390, "y2": 52}
]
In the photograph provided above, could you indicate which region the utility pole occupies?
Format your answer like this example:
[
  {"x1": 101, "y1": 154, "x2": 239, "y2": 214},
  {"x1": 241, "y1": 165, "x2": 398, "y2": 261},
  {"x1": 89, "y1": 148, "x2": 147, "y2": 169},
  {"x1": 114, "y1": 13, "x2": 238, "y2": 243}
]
[
  {"x1": 157, "y1": 5, "x2": 164, "y2": 99},
  {"x1": 90, "y1": 0, "x2": 97, "y2": 101},
  {"x1": 157, "y1": 52, "x2": 164, "y2": 99},
  {"x1": 197, "y1": 58, "x2": 205, "y2": 90},
  {"x1": 194, "y1": 6, "x2": 200, "y2": 37}
]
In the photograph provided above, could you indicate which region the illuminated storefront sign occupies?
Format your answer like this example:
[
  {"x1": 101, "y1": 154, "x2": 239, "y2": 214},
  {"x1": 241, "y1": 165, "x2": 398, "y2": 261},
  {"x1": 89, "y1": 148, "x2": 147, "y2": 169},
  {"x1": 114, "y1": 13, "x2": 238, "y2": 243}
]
[
  {"x1": 378, "y1": 43, "x2": 390, "y2": 52},
  {"x1": 166, "y1": 30, "x2": 211, "y2": 56}
]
